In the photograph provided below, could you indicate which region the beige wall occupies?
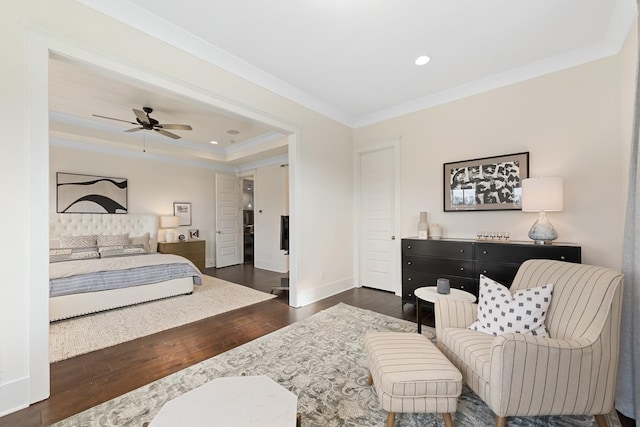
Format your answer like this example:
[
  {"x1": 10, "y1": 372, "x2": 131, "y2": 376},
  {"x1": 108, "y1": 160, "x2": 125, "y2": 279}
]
[
  {"x1": 354, "y1": 32, "x2": 636, "y2": 271},
  {"x1": 50, "y1": 145, "x2": 220, "y2": 265}
]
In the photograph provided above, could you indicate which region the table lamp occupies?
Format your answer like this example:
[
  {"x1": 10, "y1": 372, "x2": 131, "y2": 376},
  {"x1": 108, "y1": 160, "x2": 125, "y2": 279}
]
[
  {"x1": 521, "y1": 177, "x2": 563, "y2": 245},
  {"x1": 160, "y1": 215, "x2": 180, "y2": 242}
]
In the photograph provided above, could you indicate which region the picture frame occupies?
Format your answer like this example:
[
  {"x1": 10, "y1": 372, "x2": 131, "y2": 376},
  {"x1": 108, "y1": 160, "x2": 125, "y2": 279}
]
[
  {"x1": 189, "y1": 229, "x2": 200, "y2": 240},
  {"x1": 57, "y1": 172, "x2": 128, "y2": 214},
  {"x1": 443, "y1": 152, "x2": 529, "y2": 212},
  {"x1": 173, "y1": 202, "x2": 192, "y2": 226}
]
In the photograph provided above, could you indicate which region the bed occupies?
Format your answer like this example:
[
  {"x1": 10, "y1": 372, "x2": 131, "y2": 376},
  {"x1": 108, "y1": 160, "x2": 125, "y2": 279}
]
[{"x1": 49, "y1": 213, "x2": 201, "y2": 321}]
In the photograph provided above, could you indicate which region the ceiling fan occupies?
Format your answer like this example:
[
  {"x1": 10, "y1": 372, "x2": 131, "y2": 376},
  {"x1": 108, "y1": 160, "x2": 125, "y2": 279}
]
[{"x1": 93, "y1": 106, "x2": 192, "y2": 139}]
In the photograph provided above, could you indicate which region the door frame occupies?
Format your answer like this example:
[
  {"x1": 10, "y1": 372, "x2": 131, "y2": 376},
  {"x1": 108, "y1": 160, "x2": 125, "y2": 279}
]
[
  {"x1": 353, "y1": 139, "x2": 401, "y2": 296},
  {"x1": 24, "y1": 31, "x2": 301, "y2": 410}
]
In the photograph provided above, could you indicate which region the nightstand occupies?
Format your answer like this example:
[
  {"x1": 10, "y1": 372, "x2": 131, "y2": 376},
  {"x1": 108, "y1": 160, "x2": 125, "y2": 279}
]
[{"x1": 157, "y1": 240, "x2": 206, "y2": 271}]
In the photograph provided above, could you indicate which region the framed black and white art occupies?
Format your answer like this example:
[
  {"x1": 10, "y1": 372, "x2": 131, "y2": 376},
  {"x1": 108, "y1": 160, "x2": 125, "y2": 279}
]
[
  {"x1": 173, "y1": 202, "x2": 192, "y2": 226},
  {"x1": 57, "y1": 172, "x2": 128, "y2": 214},
  {"x1": 443, "y1": 152, "x2": 529, "y2": 212}
]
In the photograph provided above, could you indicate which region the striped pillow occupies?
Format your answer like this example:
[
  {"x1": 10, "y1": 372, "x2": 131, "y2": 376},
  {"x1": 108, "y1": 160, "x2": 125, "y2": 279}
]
[{"x1": 469, "y1": 275, "x2": 553, "y2": 337}]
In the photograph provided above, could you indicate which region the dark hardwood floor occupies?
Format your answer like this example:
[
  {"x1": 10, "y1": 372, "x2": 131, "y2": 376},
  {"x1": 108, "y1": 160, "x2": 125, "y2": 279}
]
[
  {"x1": 0, "y1": 264, "x2": 420, "y2": 427},
  {"x1": 1, "y1": 264, "x2": 634, "y2": 427}
]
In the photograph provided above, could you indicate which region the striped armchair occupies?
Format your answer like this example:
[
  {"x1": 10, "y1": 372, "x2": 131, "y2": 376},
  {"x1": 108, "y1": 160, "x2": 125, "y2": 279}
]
[{"x1": 434, "y1": 259, "x2": 623, "y2": 427}]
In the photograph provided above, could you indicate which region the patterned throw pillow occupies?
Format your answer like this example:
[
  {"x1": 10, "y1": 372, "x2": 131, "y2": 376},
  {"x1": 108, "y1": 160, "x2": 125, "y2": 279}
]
[
  {"x1": 49, "y1": 247, "x2": 100, "y2": 262},
  {"x1": 58, "y1": 234, "x2": 97, "y2": 248},
  {"x1": 98, "y1": 244, "x2": 148, "y2": 258},
  {"x1": 97, "y1": 233, "x2": 130, "y2": 247},
  {"x1": 468, "y1": 275, "x2": 554, "y2": 337}
]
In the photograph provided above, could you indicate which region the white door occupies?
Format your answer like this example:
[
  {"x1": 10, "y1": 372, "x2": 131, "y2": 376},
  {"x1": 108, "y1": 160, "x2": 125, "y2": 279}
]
[
  {"x1": 215, "y1": 173, "x2": 242, "y2": 268},
  {"x1": 357, "y1": 143, "x2": 399, "y2": 294}
]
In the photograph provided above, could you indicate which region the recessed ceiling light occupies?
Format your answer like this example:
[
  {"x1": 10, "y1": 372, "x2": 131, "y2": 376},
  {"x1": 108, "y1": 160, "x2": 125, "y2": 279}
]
[
  {"x1": 210, "y1": 140, "x2": 219, "y2": 144},
  {"x1": 227, "y1": 129, "x2": 240, "y2": 135},
  {"x1": 414, "y1": 55, "x2": 431, "y2": 66}
]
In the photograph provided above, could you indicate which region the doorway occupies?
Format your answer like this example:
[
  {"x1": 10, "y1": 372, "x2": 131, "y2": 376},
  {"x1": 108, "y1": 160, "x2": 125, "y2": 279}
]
[
  {"x1": 355, "y1": 141, "x2": 401, "y2": 295},
  {"x1": 243, "y1": 178, "x2": 255, "y2": 264}
]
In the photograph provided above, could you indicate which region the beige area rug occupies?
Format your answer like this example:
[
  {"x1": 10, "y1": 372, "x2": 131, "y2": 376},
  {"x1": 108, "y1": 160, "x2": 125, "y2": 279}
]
[{"x1": 49, "y1": 275, "x2": 276, "y2": 362}]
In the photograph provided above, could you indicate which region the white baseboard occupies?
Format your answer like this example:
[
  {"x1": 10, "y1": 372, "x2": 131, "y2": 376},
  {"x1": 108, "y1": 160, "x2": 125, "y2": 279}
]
[
  {"x1": 254, "y1": 259, "x2": 288, "y2": 273},
  {"x1": 295, "y1": 276, "x2": 355, "y2": 307},
  {"x1": 0, "y1": 376, "x2": 29, "y2": 417}
]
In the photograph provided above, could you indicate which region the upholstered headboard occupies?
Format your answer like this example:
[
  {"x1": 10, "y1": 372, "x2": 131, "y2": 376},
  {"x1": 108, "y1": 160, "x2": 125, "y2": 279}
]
[{"x1": 50, "y1": 213, "x2": 159, "y2": 252}]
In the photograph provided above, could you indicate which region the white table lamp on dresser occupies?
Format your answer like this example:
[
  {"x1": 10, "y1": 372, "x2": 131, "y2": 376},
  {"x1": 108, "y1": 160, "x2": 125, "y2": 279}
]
[
  {"x1": 160, "y1": 215, "x2": 180, "y2": 242},
  {"x1": 521, "y1": 176, "x2": 563, "y2": 245}
]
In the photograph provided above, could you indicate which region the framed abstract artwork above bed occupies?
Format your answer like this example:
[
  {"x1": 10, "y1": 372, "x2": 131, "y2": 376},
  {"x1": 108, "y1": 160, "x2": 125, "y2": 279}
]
[{"x1": 57, "y1": 172, "x2": 128, "y2": 214}]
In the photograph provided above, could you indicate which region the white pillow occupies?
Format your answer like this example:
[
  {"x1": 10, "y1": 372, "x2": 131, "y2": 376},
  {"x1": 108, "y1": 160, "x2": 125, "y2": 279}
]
[
  {"x1": 469, "y1": 275, "x2": 553, "y2": 337},
  {"x1": 129, "y1": 233, "x2": 151, "y2": 253}
]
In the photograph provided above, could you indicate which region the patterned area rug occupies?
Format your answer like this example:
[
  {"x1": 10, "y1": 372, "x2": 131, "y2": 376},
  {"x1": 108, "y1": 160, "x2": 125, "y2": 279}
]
[
  {"x1": 52, "y1": 303, "x2": 620, "y2": 426},
  {"x1": 50, "y1": 275, "x2": 276, "y2": 362}
]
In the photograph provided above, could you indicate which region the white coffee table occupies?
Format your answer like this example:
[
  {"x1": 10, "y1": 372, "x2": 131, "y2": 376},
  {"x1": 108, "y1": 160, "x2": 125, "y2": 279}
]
[
  {"x1": 149, "y1": 375, "x2": 298, "y2": 427},
  {"x1": 415, "y1": 286, "x2": 476, "y2": 333}
]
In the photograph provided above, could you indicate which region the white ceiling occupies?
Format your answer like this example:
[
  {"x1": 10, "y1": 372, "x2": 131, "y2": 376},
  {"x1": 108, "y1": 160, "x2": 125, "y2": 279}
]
[
  {"x1": 78, "y1": 0, "x2": 635, "y2": 128},
  {"x1": 52, "y1": 1, "x2": 634, "y2": 168}
]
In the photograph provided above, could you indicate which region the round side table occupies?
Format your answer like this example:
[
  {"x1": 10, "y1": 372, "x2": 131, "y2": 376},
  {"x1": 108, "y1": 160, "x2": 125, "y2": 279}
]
[{"x1": 415, "y1": 286, "x2": 476, "y2": 333}]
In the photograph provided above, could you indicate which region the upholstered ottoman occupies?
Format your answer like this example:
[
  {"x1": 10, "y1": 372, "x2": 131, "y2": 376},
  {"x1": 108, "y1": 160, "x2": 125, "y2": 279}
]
[{"x1": 364, "y1": 332, "x2": 462, "y2": 427}]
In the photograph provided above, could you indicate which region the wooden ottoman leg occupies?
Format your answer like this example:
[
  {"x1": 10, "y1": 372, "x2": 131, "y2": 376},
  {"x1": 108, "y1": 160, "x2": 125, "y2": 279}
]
[
  {"x1": 496, "y1": 415, "x2": 507, "y2": 427},
  {"x1": 368, "y1": 372, "x2": 373, "y2": 385},
  {"x1": 386, "y1": 411, "x2": 395, "y2": 427},
  {"x1": 594, "y1": 414, "x2": 608, "y2": 427},
  {"x1": 442, "y1": 413, "x2": 454, "y2": 427}
]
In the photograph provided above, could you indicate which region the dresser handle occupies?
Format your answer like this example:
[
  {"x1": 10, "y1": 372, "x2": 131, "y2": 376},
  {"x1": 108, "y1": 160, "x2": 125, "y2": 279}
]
[
  {"x1": 408, "y1": 277, "x2": 412, "y2": 281},
  {"x1": 460, "y1": 267, "x2": 464, "y2": 271},
  {"x1": 407, "y1": 261, "x2": 412, "y2": 265},
  {"x1": 483, "y1": 270, "x2": 487, "y2": 274},
  {"x1": 460, "y1": 249, "x2": 464, "y2": 253},
  {"x1": 483, "y1": 250, "x2": 487, "y2": 254},
  {"x1": 460, "y1": 285, "x2": 465, "y2": 289},
  {"x1": 407, "y1": 245, "x2": 412, "y2": 249},
  {"x1": 560, "y1": 256, "x2": 566, "y2": 260}
]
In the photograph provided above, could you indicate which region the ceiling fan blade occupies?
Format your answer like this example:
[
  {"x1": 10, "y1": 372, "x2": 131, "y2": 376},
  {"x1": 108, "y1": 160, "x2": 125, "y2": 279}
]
[
  {"x1": 133, "y1": 109, "x2": 150, "y2": 125},
  {"x1": 124, "y1": 127, "x2": 143, "y2": 133},
  {"x1": 92, "y1": 114, "x2": 137, "y2": 125},
  {"x1": 158, "y1": 124, "x2": 192, "y2": 130},
  {"x1": 155, "y1": 128, "x2": 181, "y2": 139}
]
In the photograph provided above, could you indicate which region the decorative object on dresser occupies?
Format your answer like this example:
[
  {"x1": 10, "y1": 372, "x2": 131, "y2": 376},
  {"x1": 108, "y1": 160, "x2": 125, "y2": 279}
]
[
  {"x1": 189, "y1": 229, "x2": 200, "y2": 239},
  {"x1": 56, "y1": 172, "x2": 127, "y2": 214},
  {"x1": 401, "y1": 237, "x2": 581, "y2": 304},
  {"x1": 443, "y1": 152, "x2": 529, "y2": 212},
  {"x1": 160, "y1": 215, "x2": 180, "y2": 242},
  {"x1": 158, "y1": 239, "x2": 206, "y2": 271},
  {"x1": 173, "y1": 202, "x2": 192, "y2": 226},
  {"x1": 418, "y1": 211, "x2": 429, "y2": 239},
  {"x1": 521, "y1": 176, "x2": 564, "y2": 244}
]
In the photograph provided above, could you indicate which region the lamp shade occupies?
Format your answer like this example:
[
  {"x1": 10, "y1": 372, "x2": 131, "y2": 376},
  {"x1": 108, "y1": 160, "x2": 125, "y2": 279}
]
[
  {"x1": 160, "y1": 215, "x2": 180, "y2": 228},
  {"x1": 521, "y1": 177, "x2": 563, "y2": 212}
]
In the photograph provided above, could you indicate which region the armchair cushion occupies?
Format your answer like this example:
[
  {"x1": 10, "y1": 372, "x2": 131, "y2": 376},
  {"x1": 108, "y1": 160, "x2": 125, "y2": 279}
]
[{"x1": 468, "y1": 275, "x2": 553, "y2": 337}]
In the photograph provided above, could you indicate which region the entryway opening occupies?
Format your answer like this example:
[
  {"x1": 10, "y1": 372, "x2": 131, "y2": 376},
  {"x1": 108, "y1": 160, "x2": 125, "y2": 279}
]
[{"x1": 243, "y1": 178, "x2": 255, "y2": 264}]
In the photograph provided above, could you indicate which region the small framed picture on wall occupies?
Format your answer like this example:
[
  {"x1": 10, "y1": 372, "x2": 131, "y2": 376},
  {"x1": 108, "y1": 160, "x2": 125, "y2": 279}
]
[
  {"x1": 173, "y1": 202, "x2": 192, "y2": 226},
  {"x1": 189, "y1": 229, "x2": 200, "y2": 240}
]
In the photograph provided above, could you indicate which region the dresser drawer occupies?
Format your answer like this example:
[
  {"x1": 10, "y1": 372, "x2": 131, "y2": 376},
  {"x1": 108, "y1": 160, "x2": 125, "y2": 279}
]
[
  {"x1": 403, "y1": 239, "x2": 473, "y2": 260},
  {"x1": 475, "y1": 242, "x2": 581, "y2": 264},
  {"x1": 474, "y1": 262, "x2": 520, "y2": 287},
  {"x1": 404, "y1": 255, "x2": 474, "y2": 278}
]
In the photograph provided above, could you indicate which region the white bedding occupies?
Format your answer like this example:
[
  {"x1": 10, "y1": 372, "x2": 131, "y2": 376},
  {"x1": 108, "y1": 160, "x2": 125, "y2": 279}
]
[{"x1": 50, "y1": 253, "x2": 198, "y2": 280}]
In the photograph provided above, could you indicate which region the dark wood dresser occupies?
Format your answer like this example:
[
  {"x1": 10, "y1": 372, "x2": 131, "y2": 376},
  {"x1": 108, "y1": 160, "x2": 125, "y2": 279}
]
[
  {"x1": 157, "y1": 240, "x2": 206, "y2": 271},
  {"x1": 401, "y1": 238, "x2": 581, "y2": 304}
]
